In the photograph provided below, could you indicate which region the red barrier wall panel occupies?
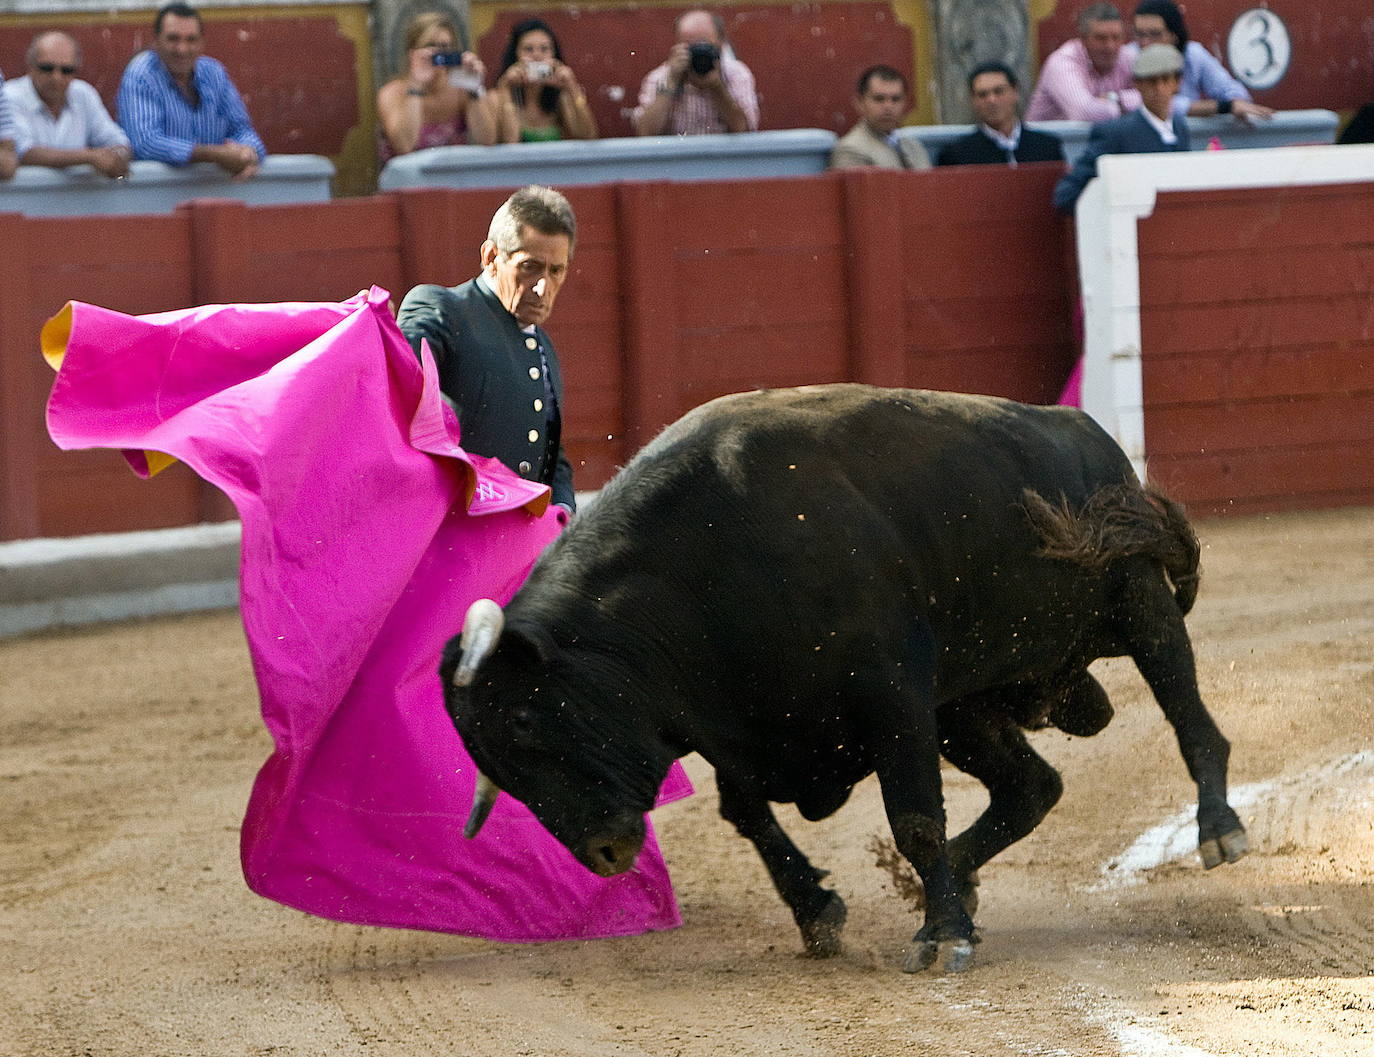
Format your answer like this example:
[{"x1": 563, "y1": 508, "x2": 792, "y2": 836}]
[
  {"x1": 651, "y1": 178, "x2": 852, "y2": 411},
  {"x1": 544, "y1": 187, "x2": 626, "y2": 485},
  {"x1": 899, "y1": 165, "x2": 1075, "y2": 404},
  {"x1": 4, "y1": 172, "x2": 1085, "y2": 539},
  {"x1": 23, "y1": 215, "x2": 208, "y2": 537},
  {"x1": 1138, "y1": 183, "x2": 1374, "y2": 514},
  {"x1": 240, "y1": 198, "x2": 406, "y2": 304}
]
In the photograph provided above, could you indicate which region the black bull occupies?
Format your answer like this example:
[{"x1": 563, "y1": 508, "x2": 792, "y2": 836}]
[{"x1": 442, "y1": 385, "x2": 1248, "y2": 972}]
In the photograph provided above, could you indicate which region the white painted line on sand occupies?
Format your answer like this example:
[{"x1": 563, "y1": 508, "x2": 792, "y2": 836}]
[{"x1": 1089, "y1": 750, "x2": 1374, "y2": 890}]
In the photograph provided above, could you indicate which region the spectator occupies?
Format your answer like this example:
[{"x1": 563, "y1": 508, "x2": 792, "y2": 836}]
[
  {"x1": 632, "y1": 9, "x2": 759, "y2": 136},
  {"x1": 5, "y1": 31, "x2": 131, "y2": 178},
  {"x1": 377, "y1": 11, "x2": 497, "y2": 161},
  {"x1": 492, "y1": 19, "x2": 596, "y2": 143},
  {"x1": 829, "y1": 64, "x2": 930, "y2": 169},
  {"x1": 1054, "y1": 43, "x2": 1190, "y2": 214},
  {"x1": 117, "y1": 2, "x2": 264, "y2": 180},
  {"x1": 937, "y1": 62, "x2": 1065, "y2": 167},
  {"x1": 1126, "y1": 0, "x2": 1273, "y2": 123},
  {"x1": 0, "y1": 72, "x2": 24, "y2": 179},
  {"x1": 397, "y1": 185, "x2": 578, "y2": 512},
  {"x1": 1026, "y1": 3, "x2": 1141, "y2": 122}
]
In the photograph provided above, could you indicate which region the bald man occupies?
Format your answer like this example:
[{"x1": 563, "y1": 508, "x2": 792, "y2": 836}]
[
  {"x1": 632, "y1": 8, "x2": 759, "y2": 135},
  {"x1": 4, "y1": 31, "x2": 131, "y2": 178}
]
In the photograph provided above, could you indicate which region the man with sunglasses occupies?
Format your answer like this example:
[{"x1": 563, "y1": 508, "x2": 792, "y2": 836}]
[{"x1": 4, "y1": 31, "x2": 131, "y2": 179}]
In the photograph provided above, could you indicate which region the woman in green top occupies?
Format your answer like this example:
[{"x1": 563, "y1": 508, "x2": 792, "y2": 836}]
[{"x1": 493, "y1": 19, "x2": 598, "y2": 143}]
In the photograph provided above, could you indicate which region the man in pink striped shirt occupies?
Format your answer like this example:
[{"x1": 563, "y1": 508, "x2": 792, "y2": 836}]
[
  {"x1": 632, "y1": 9, "x2": 759, "y2": 136},
  {"x1": 1026, "y1": 3, "x2": 1141, "y2": 122}
]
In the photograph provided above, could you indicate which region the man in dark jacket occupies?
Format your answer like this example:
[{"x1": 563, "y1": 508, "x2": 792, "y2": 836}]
[
  {"x1": 937, "y1": 62, "x2": 1064, "y2": 167},
  {"x1": 397, "y1": 185, "x2": 577, "y2": 511},
  {"x1": 1053, "y1": 43, "x2": 1189, "y2": 214}
]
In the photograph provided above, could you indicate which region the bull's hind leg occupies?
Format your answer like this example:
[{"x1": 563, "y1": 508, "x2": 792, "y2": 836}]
[
  {"x1": 939, "y1": 696, "x2": 1065, "y2": 910},
  {"x1": 716, "y1": 777, "x2": 846, "y2": 957},
  {"x1": 1114, "y1": 570, "x2": 1248, "y2": 868}
]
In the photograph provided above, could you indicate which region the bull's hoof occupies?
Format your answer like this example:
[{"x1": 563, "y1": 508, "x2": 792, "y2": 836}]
[
  {"x1": 1200, "y1": 827, "x2": 1249, "y2": 869},
  {"x1": 900, "y1": 938, "x2": 975, "y2": 974},
  {"x1": 800, "y1": 891, "x2": 847, "y2": 958}
]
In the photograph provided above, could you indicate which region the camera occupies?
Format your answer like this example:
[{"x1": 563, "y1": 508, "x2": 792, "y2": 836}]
[
  {"x1": 688, "y1": 41, "x2": 719, "y2": 76},
  {"x1": 431, "y1": 50, "x2": 466, "y2": 67},
  {"x1": 524, "y1": 60, "x2": 552, "y2": 81}
]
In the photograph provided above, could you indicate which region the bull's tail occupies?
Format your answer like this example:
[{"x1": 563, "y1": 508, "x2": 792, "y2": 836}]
[{"x1": 1022, "y1": 482, "x2": 1200, "y2": 614}]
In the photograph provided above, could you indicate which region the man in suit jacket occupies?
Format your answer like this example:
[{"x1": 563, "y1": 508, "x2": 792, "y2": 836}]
[
  {"x1": 829, "y1": 64, "x2": 931, "y2": 170},
  {"x1": 1053, "y1": 43, "x2": 1189, "y2": 214},
  {"x1": 397, "y1": 185, "x2": 577, "y2": 511},
  {"x1": 937, "y1": 62, "x2": 1065, "y2": 167}
]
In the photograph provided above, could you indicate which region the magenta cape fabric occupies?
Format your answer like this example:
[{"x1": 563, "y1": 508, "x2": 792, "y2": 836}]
[{"x1": 43, "y1": 286, "x2": 690, "y2": 940}]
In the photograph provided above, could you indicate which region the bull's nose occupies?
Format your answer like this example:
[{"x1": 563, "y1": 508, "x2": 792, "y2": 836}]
[{"x1": 582, "y1": 832, "x2": 644, "y2": 876}]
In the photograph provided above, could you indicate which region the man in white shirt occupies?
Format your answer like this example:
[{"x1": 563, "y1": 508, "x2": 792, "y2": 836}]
[
  {"x1": 0, "y1": 72, "x2": 22, "y2": 179},
  {"x1": 5, "y1": 31, "x2": 131, "y2": 178}
]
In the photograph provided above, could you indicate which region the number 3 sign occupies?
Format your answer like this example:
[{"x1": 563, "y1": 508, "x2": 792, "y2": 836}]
[{"x1": 1227, "y1": 8, "x2": 1291, "y2": 91}]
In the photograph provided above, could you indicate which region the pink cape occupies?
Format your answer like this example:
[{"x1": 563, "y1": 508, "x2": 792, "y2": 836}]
[{"x1": 42, "y1": 286, "x2": 690, "y2": 941}]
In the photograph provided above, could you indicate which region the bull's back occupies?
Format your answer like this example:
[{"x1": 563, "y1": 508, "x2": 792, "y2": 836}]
[{"x1": 591, "y1": 386, "x2": 1133, "y2": 681}]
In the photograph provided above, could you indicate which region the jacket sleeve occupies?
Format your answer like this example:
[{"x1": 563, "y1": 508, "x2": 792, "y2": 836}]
[
  {"x1": 551, "y1": 447, "x2": 576, "y2": 511},
  {"x1": 396, "y1": 286, "x2": 463, "y2": 413},
  {"x1": 1192, "y1": 45, "x2": 1252, "y2": 104},
  {"x1": 828, "y1": 139, "x2": 872, "y2": 169},
  {"x1": 1053, "y1": 123, "x2": 1112, "y2": 215},
  {"x1": 213, "y1": 64, "x2": 266, "y2": 159}
]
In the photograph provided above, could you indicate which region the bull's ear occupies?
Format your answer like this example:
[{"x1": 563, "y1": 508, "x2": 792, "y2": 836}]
[{"x1": 504, "y1": 621, "x2": 560, "y2": 667}]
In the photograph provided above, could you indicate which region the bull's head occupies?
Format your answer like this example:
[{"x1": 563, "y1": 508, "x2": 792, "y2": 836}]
[{"x1": 440, "y1": 597, "x2": 662, "y2": 877}]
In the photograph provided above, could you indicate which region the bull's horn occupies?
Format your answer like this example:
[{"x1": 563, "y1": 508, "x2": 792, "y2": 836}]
[
  {"x1": 452, "y1": 598, "x2": 504, "y2": 687},
  {"x1": 463, "y1": 772, "x2": 500, "y2": 839}
]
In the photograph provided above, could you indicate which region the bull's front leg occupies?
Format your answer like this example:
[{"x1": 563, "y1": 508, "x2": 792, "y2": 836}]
[
  {"x1": 864, "y1": 654, "x2": 976, "y2": 973},
  {"x1": 715, "y1": 777, "x2": 846, "y2": 957}
]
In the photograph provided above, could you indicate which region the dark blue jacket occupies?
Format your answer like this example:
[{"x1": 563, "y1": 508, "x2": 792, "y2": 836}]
[
  {"x1": 1053, "y1": 108, "x2": 1190, "y2": 214},
  {"x1": 936, "y1": 126, "x2": 1065, "y2": 167},
  {"x1": 397, "y1": 278, "x2": 575, "y2": 510}
]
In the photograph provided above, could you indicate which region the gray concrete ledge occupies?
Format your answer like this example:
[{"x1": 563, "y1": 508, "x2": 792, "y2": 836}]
[
  {"x1": 0, "y1": 522, "x2": 242, "y2": 638},
  {"x1": 0, "y1": 490, "x2": 601, "y2": 638}
]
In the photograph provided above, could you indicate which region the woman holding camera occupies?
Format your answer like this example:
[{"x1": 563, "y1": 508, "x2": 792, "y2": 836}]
[
  {"x1": 492, "y1": 19, "x2": 597, "y2": 143},
  {"x1": 377, "y1": 11, "x2": 498, "y2": 161}
]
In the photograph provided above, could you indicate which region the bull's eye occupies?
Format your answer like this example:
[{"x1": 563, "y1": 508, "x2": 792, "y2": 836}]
[{"x1": 512, "y1": 710, "x2": 534, "y2": 734}]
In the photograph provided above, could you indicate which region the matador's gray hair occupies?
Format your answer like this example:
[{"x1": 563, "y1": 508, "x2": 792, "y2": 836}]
[{"x1": 488, "y1": 185, "x2": 577, "y2": 256}]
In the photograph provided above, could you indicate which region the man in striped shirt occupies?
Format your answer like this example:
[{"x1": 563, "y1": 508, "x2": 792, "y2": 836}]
[{"x1": 116, "y1": 2, "x2": 264, "y2": 180}]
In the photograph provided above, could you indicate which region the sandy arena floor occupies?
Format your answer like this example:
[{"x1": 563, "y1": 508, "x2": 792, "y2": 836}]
[{"x1": 2, "y1": 506, "x2": 1372, "y2": 1057}]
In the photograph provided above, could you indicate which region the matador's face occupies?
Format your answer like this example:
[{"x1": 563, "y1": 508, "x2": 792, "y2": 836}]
[{"x1": 482, "y1": 225, "x2": 571, "y2": 328}]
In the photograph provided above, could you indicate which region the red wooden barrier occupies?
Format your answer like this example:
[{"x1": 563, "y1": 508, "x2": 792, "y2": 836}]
[
  {"x1": 1137, "y1": 183, "x2": 1374, "y2": 515},
  {"x1": 3, "y1": 167, "x2": 1079, "y2": 541}
]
